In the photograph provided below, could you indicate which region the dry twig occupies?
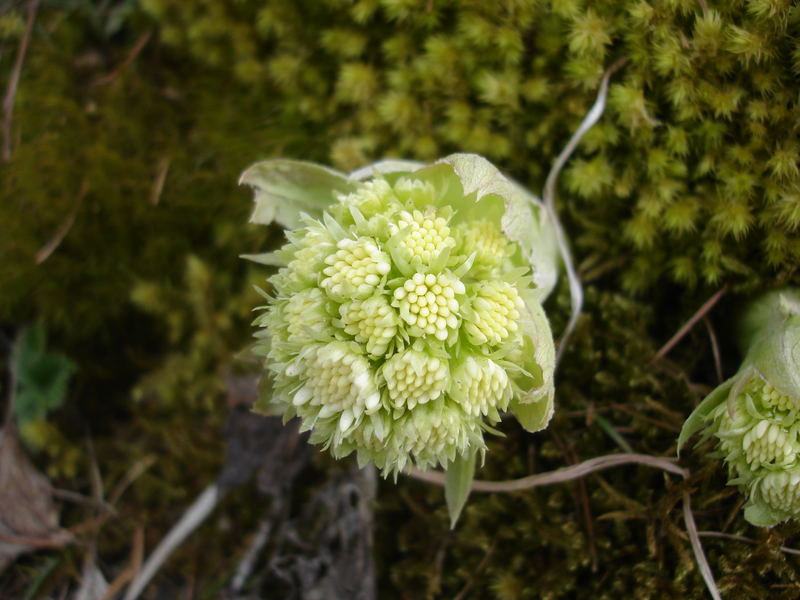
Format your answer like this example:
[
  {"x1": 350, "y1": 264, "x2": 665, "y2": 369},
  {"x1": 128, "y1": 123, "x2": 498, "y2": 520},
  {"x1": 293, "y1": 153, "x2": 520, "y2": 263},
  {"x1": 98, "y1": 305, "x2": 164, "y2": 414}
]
[
  {"x1": 703, "y1": 316, "x2": 723, "y2": 383},
  {"x1": 2, "y1": 0, "x2": 39, "y2": 162},
  {"x1": 405, "y1": 453, "x2": 721, "y2": 600},
  {"x1": 544, "y1": 56, "x2": 628, "y2": 362},
  {"x1": 698, "y1": 530, "x2": 800, "y2": 557},
  {"x1": 91, "y1": 31, "x2": 152, "y2": 86},
  {"x1": 651, "y1": 284, "x2": 729, "y2": 364},
  {"x1": 34, "y1": 181, "x2": 86, "y2": 264}
]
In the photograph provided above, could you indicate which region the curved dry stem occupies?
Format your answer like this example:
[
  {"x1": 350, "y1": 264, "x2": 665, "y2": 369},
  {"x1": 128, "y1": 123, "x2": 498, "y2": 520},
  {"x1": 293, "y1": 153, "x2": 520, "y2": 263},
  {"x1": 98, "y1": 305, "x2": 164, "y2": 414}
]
[
  {"x1": 405, "y1": 452, "x2": 721, "y2": 599},
  {"x1": 699, "y1": 530, "x2": 800, "y2": 557},
  {"x1": 651, "y1": 284, "x2": 729, "y2": 364},
  {"x1": 683, "y1": 491, "x2": 721, "y2": 600},
  {"x1": 542, "y1": 57, "x2": 628, "y2": 364},
  {"x1": 123, "y1": 484, "x2": 221, "y2": 600},
  {"x1": 406, "y1": 453, "x2": 684, "y2": 492}
]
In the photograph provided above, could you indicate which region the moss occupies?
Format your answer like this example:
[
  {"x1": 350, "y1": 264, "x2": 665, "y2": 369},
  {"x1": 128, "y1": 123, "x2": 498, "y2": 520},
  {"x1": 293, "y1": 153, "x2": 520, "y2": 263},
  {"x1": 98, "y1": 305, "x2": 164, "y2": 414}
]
[
  {"x1": 139, "y1": 0, "x2": 799, "y2": 291},
  {"x1": 3, "y1": 1, "x2": 800, "y2": 597}
]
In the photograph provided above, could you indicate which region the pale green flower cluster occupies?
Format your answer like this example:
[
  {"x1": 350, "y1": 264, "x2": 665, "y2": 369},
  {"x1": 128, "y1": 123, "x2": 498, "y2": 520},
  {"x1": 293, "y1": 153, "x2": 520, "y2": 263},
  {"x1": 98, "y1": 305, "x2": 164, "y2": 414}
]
[
  {"x1": 251, "y1": 161, "x2": 556, "y2": 476},
  {"x1": 705, "y1": 376, "x2": 800, "y2": 524},
  {"x1": 679, "y1": 289, "x2": 800, "y2": 526}
]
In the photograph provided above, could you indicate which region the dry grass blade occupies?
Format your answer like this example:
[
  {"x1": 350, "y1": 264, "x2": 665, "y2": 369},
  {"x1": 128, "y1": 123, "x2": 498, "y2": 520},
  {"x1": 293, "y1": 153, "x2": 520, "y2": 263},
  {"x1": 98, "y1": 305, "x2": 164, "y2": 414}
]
[
  {"x1": 682, "y1": 492, "x2": 721, "y2": 600},
  {"x1": 34, "y1": 181, "x2": 87, "y2": 264},
  {"x1": 698, "y1": 530, "x2": 800, "y2": 557},
  {"x1": 101, "y1": 526, "x2": 145, "y2": 600},
  {"x1": 405, "y1": 454, "x2": 722, "y2": 599},
  {"x1": 406, "y1": 453, "x2": 685, "y2": 492},
  {"x1": 108, "y1": 455, "x2": 156, "y2": 506},
  {"x1": 2, "y1": 0, "x2": 39, "y2": 162},
  {"x1": 149, "y1": 156, "x2": 171, "y2": 206},
  {"x1": 703, "y1": 316, "x2": 723, "y2": 383},
  {"x1": 229, "y1": 518, "x2": 272, "y2": 594},
  {"x1": 122, "y1": 484, "x2": 221, "y2": 600},
  {"x1": 91, "y1": 31, "x2": 152, "y2": 86},
  {"x1": 543, "y1": 56, "x2": 628, "y2": 363},
  {"x1": 651, "y1": 284, "x2": 729, "y2": 364},
  {"x1": 0, "y1": 334, "x2": 71, "y2": 569}
]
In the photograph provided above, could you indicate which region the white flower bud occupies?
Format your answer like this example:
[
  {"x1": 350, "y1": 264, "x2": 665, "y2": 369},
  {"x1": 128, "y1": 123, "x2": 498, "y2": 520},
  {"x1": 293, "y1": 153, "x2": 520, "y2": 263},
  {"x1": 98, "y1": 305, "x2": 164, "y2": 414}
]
[
  {"x1": 292, "y1": 342, "x2": 380, "y2": 427},
  {"x1": 339, "y1": 296, "x2": 398, "y2": 357},
  {"x1": 754, "y1": 471, "x2": 800, "y2": 521},
  {"x1": 450, "y1": 357, "x2": 512, "y2": 418},
  {"x1": 742, "y1": 420, "x2": 798, "y2": 469},
  {"x1": 393, "y1": 271, "x2": 463, "y2": 341},
  {"x1": 455, "y1": 220, "x2": 514, "y2": 275},
  {"x1": 321, "y1": 237, "x2": 391, "y2": 300},
  {"x1": 390, "y1": 207, "x2": 455, "y2": 264},
  {"x1": 285, "y1": 288, "x2": 330, "y2": 344},
  {"x1": 249, "y1": 160, "x2": 558, "y2": 477},
  {"x1": 462, "y1": 281, "x2": 523, "y2": 346},
  {"x1": 382, "y1": 348, "x2": 449, "y2": 410}
]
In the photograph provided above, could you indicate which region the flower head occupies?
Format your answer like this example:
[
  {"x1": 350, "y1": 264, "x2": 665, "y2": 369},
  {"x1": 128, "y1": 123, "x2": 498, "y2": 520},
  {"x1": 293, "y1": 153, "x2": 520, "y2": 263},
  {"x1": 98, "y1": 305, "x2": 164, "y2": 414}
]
[
  {"x1": 243, "y1": 155, "x2": 557, "y2": 477},
  {"x1": 679, "y1": 288, "x2": 800, "y2": 526}
]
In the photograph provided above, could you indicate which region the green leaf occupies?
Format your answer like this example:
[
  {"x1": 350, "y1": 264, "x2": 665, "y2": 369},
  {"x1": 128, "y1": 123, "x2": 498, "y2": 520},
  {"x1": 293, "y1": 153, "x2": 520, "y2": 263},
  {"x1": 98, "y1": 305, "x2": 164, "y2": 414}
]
[
  {"x1": 743, "y1": 501, "x2": 783, "y2": 527},
  {"x1": 239, "y1": 252, "x2": 287, "y2": 267},
  {"x1": 740, "y1": 290, "x2": 800, "y2": 402},
  {"x1": 349, "y1": 159, "x2": 425, "y2": 180},
  {"x1": 239, "y1": 159, "x2": 357, "y2": 229},
  {"x1": 439, "y1": 153, "x2": 559, "y2": 300},
  {"x1": 444, "y1": 446, "x2": 477, "y2": 528},
  {"x1": 509, "y1": 290, "x2": 556, "y2": 432},
  {"x1": 13, "y1": 324, "x2": 75, "y2": 427},
  {"x1": 677, "y1": 376, "x2": 736, "y2": 454}
]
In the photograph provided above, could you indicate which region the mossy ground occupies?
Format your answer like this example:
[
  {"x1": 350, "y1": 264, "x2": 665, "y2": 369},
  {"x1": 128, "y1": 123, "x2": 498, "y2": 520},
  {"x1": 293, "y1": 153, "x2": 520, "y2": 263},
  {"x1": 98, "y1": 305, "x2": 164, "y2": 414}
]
[{"x1": 1, "y1": 1, "x2": 800, "y2": 598}]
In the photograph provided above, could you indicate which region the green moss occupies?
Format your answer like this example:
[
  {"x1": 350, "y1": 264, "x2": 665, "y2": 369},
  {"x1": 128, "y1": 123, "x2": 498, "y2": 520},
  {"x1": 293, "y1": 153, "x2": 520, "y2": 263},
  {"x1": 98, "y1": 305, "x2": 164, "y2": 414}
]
[
  {"x1": 3, "y1": 1, "x2": 800, "y2": 597},
  {"x1": 138, "y1": 0, "x2": 799, "y2": 291}
]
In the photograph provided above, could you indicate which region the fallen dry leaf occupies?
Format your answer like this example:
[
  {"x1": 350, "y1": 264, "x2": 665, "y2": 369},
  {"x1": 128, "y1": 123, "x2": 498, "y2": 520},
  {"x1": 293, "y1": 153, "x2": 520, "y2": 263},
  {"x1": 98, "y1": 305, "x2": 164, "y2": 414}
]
[{"x1": 0, "y1": 427, "x2": 69, "y2": 571}]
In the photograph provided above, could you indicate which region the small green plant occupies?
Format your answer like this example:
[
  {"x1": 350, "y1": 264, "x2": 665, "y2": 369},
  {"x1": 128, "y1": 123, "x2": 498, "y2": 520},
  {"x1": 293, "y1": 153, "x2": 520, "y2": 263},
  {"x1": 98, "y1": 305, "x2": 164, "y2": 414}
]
[
  {"x1": 679, "y1": 289, "x2": 800, "y2": 526},
  {"x1": 12, "y1": 324, "x2": 75, "y2": 430},
  {"x1": 243, "y1": 155, "x2": 559, "y2": 523}
]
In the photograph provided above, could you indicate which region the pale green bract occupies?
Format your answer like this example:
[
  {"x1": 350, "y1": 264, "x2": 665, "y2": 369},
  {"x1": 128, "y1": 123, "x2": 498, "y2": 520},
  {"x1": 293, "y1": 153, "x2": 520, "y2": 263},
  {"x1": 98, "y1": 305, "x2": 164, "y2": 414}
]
[
  {"x1": 241, "y1": 154, "x2": 558, "y2": 522},
  {"x1": 679, "y1": 289, "x2": 800, "y2": 527}
]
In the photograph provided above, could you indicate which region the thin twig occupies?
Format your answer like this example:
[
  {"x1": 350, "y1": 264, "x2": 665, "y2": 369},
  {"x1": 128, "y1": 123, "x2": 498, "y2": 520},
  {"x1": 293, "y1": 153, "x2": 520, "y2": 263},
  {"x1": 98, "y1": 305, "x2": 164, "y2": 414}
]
[
  {"x1": 108, "y1": 454, "x2": 156, "y2": 506},
  {"x1": 2, "y1": 0, "x2": 39, "y2": 162},
  {"x1": 698, "y1": 530, "x2": 800, "y2": 557},
  {"x1": 51, "y1": 488, "x2": 114, "y2": 513},
  {"x1": 3, "y1": 332, "x2": 20, "y2": 429},
  {"x1": 149, "y1": 156, "x2": 171, "y2": 206},
  {"x1": 34, "y1": 208, "x2": 77, "y2": 264},
  {"x1": 553, "y1": 430, "x2": 598, "y2": 570},
  {"x1": 452, "y1": 541, "x2": 496, "y2": 600},
  {"x1": 405, "y1": 454, "x2": 721, "y2": 599},
  {"x1": 405, "y1": 453, "x2": 685, "y2": 492},
  {"x1": 34, "y1": 182, "x2": 86, "y2": 264},
  {"x1": 651, "y1": 284, "x2": 729, "y2": 364},
  {"x1": 101, "y1": 526, "x2": 145, "y2": 600},
  {"x1": 703, "y1": 317, "x2": 723, "y2": 384},
  {"x1": 610, "y1": 402, "x2": 681, "y2": 433},
  {"x1": 229, "y1": 518, "x2": 272, "y2": 593},
  {"x1": 123, "y1": 484, "x2": 222, "y2": 600},
  {"x1": 683, "y1": 492, "x2": 721, "y2": 600},
  {"x1": 91, "y1": 31, "x2": 152, "y2": 86},
  {"x1": 543, "y1": 56, "x2": 628, "y2": 363},
  {"x1": 0, "y1": 530, "x2": 72, "y2": 548}
]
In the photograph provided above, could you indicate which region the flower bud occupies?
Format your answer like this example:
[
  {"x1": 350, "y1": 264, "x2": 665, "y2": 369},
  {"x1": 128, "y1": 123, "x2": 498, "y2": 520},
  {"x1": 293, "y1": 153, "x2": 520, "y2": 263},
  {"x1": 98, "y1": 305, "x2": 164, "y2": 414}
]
[
  {"x1": 244, "y1": 155, "x2": 558, "y2": 477},
  {"x1": 679, "y1": 288, "x2": 800, "y2": 526}
]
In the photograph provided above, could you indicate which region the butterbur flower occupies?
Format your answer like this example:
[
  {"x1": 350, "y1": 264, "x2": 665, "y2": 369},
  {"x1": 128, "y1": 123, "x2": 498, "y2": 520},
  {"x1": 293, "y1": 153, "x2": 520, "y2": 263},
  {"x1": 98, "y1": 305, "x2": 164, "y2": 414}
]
[
  {"x1": 679, "y1": 289, "x2": 800, "y2": 526},
  {"x1": 242, "y1": 154, "x2": 560, "y2": 524}
]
